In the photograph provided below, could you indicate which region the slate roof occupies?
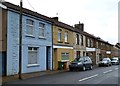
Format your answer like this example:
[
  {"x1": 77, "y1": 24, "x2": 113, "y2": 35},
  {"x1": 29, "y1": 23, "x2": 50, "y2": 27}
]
[{"x1": 2, "y1": 2, "x2": 53, "y2": 22}]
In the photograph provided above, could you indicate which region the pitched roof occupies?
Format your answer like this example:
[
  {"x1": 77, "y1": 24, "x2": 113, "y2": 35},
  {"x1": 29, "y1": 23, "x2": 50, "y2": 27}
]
[
  {"x1": 115, "y1": 43, "x2": 120, "y2": 49},
  {"x1": 52, "y1": 20, "x2": 75, "y2": 31},
  {"x1": 2, "y1": 2, "x2": 76, "y2": 32},
  {"x1": 83, "y1": 31, "x2": 96, "y2": 39},
  {"x1": 2, "y1": 2, "x2": 53, "y2": 22}
]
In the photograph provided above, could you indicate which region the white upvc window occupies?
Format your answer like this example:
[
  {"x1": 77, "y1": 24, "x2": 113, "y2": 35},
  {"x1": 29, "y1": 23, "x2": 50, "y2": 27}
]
[
  {"x1": 58, "y1": 29, "x2": 62, "y2": 41},
  {"x1": 80, "y1": 35, "x2": 83, "y2": 46},
  {"x1": 28, "y1": 47, "x2": 38, "y2": 65},
  {"x1": 64, "y1": 31, "x2": 68, "y2": 42},
  {"x1": 61, "y1": 53, "x2": 69, "y2": 61},
  {"x1": 96, "y1": 42, "x2": 98, "y2": 48},
  {"x1": 87, "y1": 38, "x2": 90, "y2": 47},
  {"x1": 76, "y1": 34, "x2": 79, "y2": 45},
  {"x1": 91, "y1": 40, "x2": 93, "y2": 47},
  {"x1": 26, "y1": 19, "x2": 34, "y2": 36},
  {"x1": 39, "y1": 23, "x2": 45, "y2": 38}
]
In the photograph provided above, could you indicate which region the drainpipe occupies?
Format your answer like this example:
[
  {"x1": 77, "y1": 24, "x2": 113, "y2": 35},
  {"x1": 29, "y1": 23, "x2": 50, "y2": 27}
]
[
  {"x1": 52, "y1": 24, "x2": 54, "y2": 70},
  {"x1": 19, "y1": 0, "x2": 22, "y2": 79}
]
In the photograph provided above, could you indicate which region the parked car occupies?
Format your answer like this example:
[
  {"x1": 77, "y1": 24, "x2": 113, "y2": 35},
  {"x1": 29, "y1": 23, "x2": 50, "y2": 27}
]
[
  {"x1": 98, "y1": 58, "x2": 112, "y2": 67},
  {"x1": 111, "y1": 57, "x2": 119, "y2": 65},
  {"x1": 69, "y1": 56, "x2": 93, "y2": 71}
]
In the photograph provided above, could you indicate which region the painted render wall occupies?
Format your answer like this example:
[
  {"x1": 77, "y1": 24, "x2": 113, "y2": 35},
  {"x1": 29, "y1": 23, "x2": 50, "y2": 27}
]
[
  {"x1": 7, "y1": 11, "x2": 19, "y2": 75},
  {"x1": 22, "y1": 15, "x2": 52, "y2": 73},
  {"x1": 7, "y1": 10, "x2": 52, "y2": 75}
]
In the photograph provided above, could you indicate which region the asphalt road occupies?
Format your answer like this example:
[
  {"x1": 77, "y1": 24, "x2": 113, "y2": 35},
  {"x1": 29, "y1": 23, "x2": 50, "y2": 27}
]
[{"x1": 4, "y1": 65, "x2": 120, "y2": 85}]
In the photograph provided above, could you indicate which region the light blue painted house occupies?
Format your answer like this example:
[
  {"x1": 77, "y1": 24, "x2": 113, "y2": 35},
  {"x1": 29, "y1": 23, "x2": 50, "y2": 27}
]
[{"x1": 1, "y1": 1, "x2": 53, "y2": 76}]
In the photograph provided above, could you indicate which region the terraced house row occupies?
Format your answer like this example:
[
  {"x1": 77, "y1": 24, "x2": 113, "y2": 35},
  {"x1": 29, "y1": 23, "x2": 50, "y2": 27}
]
[{"x1": 0, "y1": 2, "x2": 119, "y2": 77}]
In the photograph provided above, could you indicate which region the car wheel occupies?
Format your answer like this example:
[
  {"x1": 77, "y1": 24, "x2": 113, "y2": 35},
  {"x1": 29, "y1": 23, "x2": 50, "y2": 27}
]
[
  {"x1": 90, "y1": 65, "x2": 93, "y2": 70},
  {"x1": 82, "y1": 66, "x2": 86, "y2": 71}
]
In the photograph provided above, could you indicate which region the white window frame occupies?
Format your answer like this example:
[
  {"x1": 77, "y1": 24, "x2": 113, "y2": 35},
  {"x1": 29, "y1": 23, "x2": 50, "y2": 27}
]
[
  {"x1": 76, "y1": 34, "x2": 79, "y2": 45},
  {"x1": 28, "y1": 47, "x2": 39, "y2": 66},
  {"x1": 91, "y1": 40, "x2": 93, "y2": 47},
  {"x1": 39, "y1": 22, "x2": 45, "y2": 38},
  {"x1": 61, "y1": 53, "x2": 69, "y2": 61},
  {"x1": 88, "y1": 38, "x2": 90, "y2": 47},
  {"x1": 80, "y1": 35, "x2": 83, "y2": 46},
  {"x1": 64, "y1": 31, "x2": 68, "y2": 42},
  {"x1": 96, "y1": 42, "x2": 98, "y2": 48},
  {"x1": 26, "y1": 19, "x2": 34, "y2": 37},
  {"x1": 58, "y1": 29, "x2": 62, "y2": 41}
]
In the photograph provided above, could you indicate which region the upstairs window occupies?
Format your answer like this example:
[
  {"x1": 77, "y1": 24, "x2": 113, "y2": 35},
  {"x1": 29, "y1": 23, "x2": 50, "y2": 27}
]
[
  {"x1": 91, "y1": 40, "x2": 93, "y2": 47},
  {"x1": 26, "y1": 19, "x2": 34, "y2": 36},
  {"x1": 64, "y1": 31, "x2": 68, "y2": 42},
  {"x1": 76, "y1": 34, "x2": 79, "y2": 45},
  {"x1": 101, "y1": 43, "x2": 103, "y2": 48},
  {"x1": 80, "y1": 35, "x2": 83, "y2": 46},
  {"x1": 96, "y1": 42, "x2": 98, "y2": 48},
  {"x1": 39, "y1": 23, "x2": 45, "y2": 37},
  {"x1": 58, "y1": 29, "x2": 62, "y2": 41},
  {"x1": 87, "y1": 38, "x2": 90, "y2": 47}
]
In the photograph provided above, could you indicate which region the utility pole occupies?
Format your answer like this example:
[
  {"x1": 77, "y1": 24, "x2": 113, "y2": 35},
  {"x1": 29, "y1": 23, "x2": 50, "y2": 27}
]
[{"x1": 19, "y1": 0, "x2": 23, "y2": 79}]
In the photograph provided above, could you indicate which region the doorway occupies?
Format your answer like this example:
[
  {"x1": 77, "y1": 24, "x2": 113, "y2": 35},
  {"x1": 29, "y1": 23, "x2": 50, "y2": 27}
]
[
  {"x1": 46, "y1": 46, "x2": 51, "y2": 70},
  {"x1": 76, "y1": 51, "x2": 80, "y2": 58}
]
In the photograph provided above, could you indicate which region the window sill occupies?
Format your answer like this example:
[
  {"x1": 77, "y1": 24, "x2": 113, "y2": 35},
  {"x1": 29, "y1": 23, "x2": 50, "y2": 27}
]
[
  {"x1": 58, "y1": 41, "x2": 63, "y2": 43},
  {"x1": 38, "y1": 36, "x2": 46, "y2": 39},
  {"x1": 25, "y1": 34, "x2": 35, "y2": 38},
  {"x1": 27, "y1": 64, "x2": 40, "y2": 67},
  {"x1": 61, "y1": 60, "x2": 69, "y2": 62},
  {"x1": 65, "y1": 42, "x2": 69, "y2": 44}
]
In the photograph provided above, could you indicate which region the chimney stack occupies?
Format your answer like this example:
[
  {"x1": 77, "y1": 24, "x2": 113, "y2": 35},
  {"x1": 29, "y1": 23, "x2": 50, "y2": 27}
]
[
  {"x1": 51, "y1": 17, "x2": 59, "y2": 21},
  {"x1": 74, "y1": 21, "x2": 84, "y2": 31}
]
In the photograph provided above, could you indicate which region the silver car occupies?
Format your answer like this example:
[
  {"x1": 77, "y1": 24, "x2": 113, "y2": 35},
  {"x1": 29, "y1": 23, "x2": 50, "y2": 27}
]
[
  {"x1": 98, "y1": 58, "x2": 112, "y2": 67},
  {"x1": 111, "y1": 57, "x2": 119, "y2": 65}
]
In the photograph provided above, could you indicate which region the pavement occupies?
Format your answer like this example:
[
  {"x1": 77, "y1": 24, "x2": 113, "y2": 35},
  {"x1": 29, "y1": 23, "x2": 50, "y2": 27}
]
[{"x1": 2, "y1": 69, "x2": 69, "y2": 84}]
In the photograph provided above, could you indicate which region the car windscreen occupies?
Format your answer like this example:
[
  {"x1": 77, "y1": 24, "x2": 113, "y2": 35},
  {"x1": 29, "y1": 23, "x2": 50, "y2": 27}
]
[
  {"x1": 102, "y1": 58, "x2": 108, "y2": 61},
  {"x1": 111, "y1": 58, "x2": 118, "y2": 61},
  {"x1": 73, "y1": 57, "x2": 83, "y2": 62}
]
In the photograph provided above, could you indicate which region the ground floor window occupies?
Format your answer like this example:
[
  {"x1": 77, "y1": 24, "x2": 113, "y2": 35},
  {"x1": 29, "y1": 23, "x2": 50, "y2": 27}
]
[
  {"x1": 28, "y1": 47, "x2": 38, "y2": 64},
  {"x1": 61, "y1": 53, "x2": 69, "y2": 61}
]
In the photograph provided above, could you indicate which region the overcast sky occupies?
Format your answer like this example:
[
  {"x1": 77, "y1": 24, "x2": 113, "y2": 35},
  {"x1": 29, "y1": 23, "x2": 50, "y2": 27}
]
[{"x1": 4, "y1": 0, "x2": 119, "y2": 44}]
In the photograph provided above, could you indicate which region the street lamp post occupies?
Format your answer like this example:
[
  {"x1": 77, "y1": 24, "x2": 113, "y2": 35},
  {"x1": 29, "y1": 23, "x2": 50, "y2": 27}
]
[{"x1": 19, "y1": 0, "x2": 23, "y2": 79}]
